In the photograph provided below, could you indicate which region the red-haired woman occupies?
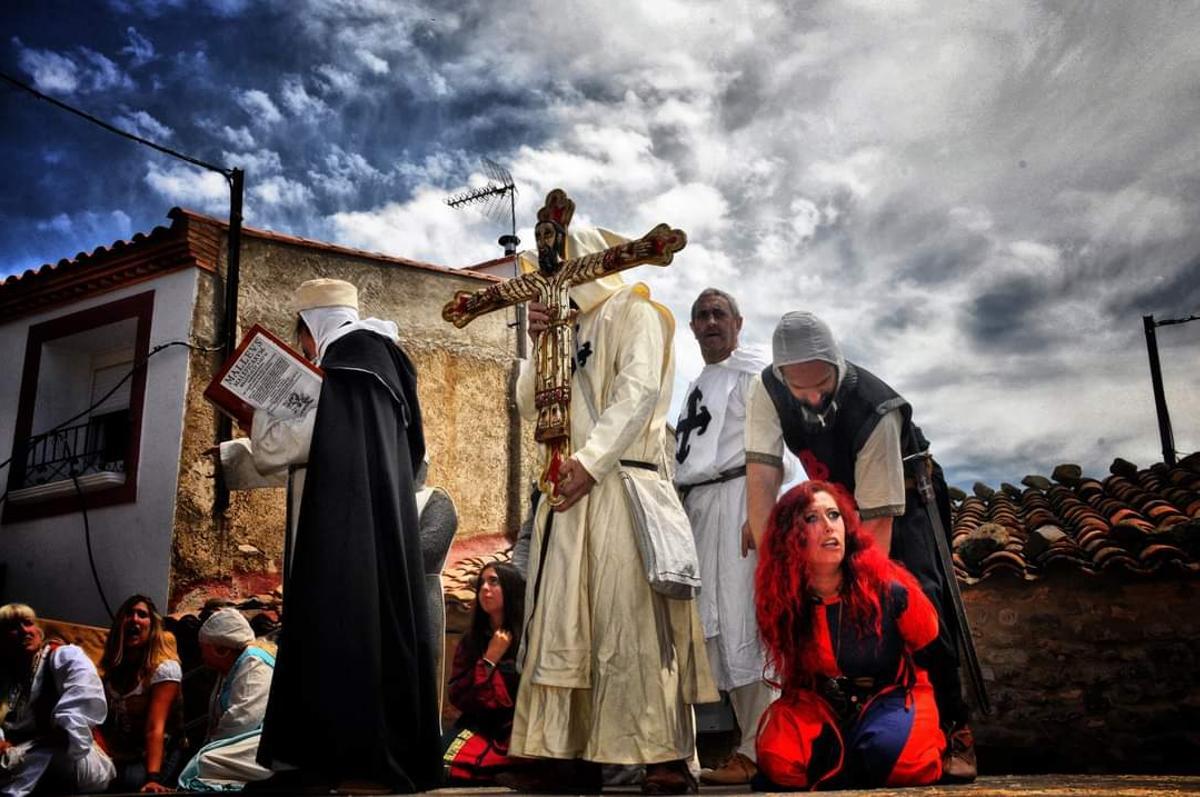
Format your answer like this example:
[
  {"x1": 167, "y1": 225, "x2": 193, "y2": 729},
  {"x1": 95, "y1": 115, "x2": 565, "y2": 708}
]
[{"x1": 754, "y1": 481, "x2": 945, "y2": 790}]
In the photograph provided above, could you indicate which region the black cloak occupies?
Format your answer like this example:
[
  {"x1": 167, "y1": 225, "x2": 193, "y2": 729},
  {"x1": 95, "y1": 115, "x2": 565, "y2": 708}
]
[{"x1": 256, "y1": 330, "x2": 441, "y2": 792}]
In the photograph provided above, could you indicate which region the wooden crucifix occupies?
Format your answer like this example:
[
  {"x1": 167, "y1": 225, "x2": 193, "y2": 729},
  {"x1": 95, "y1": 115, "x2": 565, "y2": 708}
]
[{"x1": 443, "y1": 188, "x2": 687, "y2": 505}]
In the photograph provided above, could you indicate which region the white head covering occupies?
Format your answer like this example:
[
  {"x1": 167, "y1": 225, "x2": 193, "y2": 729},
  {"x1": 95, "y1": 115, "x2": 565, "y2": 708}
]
[
  {"x1": 293, "y1": 280, "x2": 399, "y2": 362},
  {"x1": 771, "y1": 311, "x2": 846, "y2": 388},
  {"x1": 198, "y1": 608, "x2": 254, "y2": 649}
]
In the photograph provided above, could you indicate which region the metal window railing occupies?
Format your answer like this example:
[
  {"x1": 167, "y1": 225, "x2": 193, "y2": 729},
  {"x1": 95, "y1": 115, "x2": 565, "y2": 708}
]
[{"x1": 11, "y1": 412, "x2": 130, "y2": 489}]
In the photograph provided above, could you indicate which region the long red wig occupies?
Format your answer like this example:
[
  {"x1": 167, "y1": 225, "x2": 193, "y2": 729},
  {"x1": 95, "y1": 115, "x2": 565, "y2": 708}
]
[{"x1": 755, "y1": 480, "x2": 923, "y2": 692}]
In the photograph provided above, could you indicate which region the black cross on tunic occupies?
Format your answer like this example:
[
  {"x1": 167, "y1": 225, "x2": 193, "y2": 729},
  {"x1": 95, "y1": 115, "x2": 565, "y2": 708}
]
[{"x1": 675, "y1": 386, "x2": 712, "y2": 463}]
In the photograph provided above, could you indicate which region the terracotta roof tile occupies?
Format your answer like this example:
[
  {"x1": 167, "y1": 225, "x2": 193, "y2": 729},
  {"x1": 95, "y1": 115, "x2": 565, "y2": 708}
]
[
  {"x1": 953, "y1": 452, "x2": 1200, "y2": 585},
  {"x1": 1, "y1": 207, "x2": 500, "y2": 319},
  {"x1": 168, "y1": 207, "x2": 500, "y2": 283}
]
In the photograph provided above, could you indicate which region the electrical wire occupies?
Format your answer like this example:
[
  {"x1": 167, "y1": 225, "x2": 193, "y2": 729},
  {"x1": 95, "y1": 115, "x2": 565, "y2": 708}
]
[
  {"x1": 0, "y1": 72, "x2": 232, "y2": 178},
  {"x1": 0, "y1": 339, "x2": 221, "y2": 505},
  {"x1": 71, "y1": 471, "x2": 114, "y2": 622}
]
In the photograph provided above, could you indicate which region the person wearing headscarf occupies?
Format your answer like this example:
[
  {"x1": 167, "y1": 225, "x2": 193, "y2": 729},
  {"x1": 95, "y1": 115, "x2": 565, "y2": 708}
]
[
  {"x1": 222, "y1": 278, "x2": 439, "y2": 793},
  {"x1": 216, "y1": 279, "x2": 399, "y2": 581},
  {"x1": 0, "y1": 603, "x2": 114, "y2": 797},
  {"x1": 503, "y1": 217, "x2": 716, "y2": 795},
  {"x1": 177, "y1": 609, "x2": 274, "y2": 790},
  {"x1": 743, "y1": 311, "x2": 976, "y2": 781},
  {"x1": 753, "y1": 481, "x2": 944, "y2": 789}
]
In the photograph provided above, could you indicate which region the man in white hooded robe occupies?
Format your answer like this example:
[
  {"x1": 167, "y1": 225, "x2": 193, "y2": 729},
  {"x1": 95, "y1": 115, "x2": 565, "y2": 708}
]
[{"x1": 507, "y1": 226, "x2": 717, "y2": 794}]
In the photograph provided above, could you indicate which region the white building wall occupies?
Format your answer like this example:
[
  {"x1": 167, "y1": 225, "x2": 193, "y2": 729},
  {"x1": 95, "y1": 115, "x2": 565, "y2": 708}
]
[{"x1": 0, "y1": 268, "x2": 201, "y2": 626}]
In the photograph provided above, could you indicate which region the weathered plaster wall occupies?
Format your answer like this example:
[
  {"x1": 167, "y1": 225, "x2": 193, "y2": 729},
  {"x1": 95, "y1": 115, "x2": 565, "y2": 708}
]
[
  {"x1": 170, "y1": 233, "x2": 536, "y2": 606},
  {"x1": 965, "y1": 573, "x2": 1200, "y2": 773}
]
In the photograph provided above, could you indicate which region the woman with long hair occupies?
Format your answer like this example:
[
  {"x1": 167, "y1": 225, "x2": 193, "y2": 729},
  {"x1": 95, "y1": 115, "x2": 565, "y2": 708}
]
[
  {"x1": 442, "y1": 561, "x2": 526, "y2": 784},
  {"x1": 754, "y1": 481, "x2": 945, "y2": 790},
  {"x1": 99, "y1": 595, "x2": 184, "y2": 792}
]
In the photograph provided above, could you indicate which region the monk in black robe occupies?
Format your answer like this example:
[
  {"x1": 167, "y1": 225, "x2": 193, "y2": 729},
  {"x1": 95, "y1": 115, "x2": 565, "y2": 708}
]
[{"x1": 252, "y1": 278, "x2": 441, "y2": 793}]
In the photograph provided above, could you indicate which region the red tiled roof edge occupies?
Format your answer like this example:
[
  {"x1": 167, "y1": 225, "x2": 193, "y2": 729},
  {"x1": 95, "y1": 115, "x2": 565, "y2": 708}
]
[
  {"x1": 461, "y1": 254, "x2": 522, "y2": 274},
  {"x1": 0, "y1": 207, "x2": 503, "y2": 323},
  {"x1": 0, "y1": 210, "x2": 221, "y2": 323},
  {"x1": 168, "y1": 207, "x2": 502, "y2": 284}
]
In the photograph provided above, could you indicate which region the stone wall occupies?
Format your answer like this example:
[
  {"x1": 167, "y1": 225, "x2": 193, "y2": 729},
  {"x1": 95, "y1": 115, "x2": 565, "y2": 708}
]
[
  {"x1": 169, "y1": 226, "x2": 537, "y2": 606},
  {"x1": 965, "y1": 572, "x2": 1200, "y2": 774}
]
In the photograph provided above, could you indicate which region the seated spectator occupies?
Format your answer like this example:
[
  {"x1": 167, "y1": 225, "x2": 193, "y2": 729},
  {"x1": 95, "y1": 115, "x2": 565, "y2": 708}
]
[
  {"x1": 443, "y1": 562, "x2": 526, "y2": 784},
  {"x1": 0, "y1": 603, "x2": 114, "y2": 797},
  {"x1": 753, "y1": 481, "x2": 945, "y2": 790},
  {"x1": 178, "y1": 609, "x2": 274, "y2": 791},
  {"x1": 100, "y1": 595, "x2": 185, "y2": 792}
]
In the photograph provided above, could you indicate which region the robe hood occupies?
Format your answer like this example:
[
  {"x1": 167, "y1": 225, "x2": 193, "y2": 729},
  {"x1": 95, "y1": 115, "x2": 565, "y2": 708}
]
[{"x1": 770, "y1": 310, "x2": 846, "y2": 390}]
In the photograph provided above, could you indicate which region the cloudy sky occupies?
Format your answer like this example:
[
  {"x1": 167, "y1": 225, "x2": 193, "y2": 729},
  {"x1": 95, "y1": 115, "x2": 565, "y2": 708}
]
[{"x1": 3, "y1": 0, "x2": 1198, "y2": 489}]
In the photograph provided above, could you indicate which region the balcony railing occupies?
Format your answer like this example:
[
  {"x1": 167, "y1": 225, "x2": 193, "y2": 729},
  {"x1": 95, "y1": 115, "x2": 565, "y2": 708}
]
[{"x1": 11, "y1": 413, "x2": 129, "y2": 490}]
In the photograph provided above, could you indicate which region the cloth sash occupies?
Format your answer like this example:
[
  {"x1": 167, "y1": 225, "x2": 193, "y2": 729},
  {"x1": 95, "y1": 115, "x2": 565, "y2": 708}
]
[{"x1": 219, "y1": 647, "x2": 276, "y2": 715}]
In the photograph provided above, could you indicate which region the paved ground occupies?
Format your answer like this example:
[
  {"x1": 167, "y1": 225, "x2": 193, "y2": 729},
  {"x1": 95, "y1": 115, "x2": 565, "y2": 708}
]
[
  {"x1": 371, "y1": 774, "x2": 1200, "y2": 795},
  {"x1": 103, "y1": 774, "x2": 1200, "y2": 796}
]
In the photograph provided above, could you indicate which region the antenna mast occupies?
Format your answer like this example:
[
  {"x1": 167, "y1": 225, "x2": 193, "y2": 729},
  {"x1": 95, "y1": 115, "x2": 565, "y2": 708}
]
[{"x1": 445, "y1": 157, "x2": 519, "y2": 257}]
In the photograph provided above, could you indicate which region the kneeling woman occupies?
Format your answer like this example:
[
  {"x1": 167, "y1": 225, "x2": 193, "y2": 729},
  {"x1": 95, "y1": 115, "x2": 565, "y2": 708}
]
[
  {"x1": 442, "y1": 561, "x2": 526, "y2": 783},
  {"x1": 754, "y1": 481, "x2": 945, "y2": 790}
]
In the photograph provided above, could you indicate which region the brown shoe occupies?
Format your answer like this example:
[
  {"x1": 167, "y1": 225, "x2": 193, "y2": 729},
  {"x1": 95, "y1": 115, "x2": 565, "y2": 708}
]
[
  {"x1": 700, "y1": 752, "x2": 757, "y2": 785},
  {"x1": 643, "y1": 760, "x2": 697, "y2": 795},
  {"x1": 942, "y1": 724, "x2": 977, "y2": 783}
]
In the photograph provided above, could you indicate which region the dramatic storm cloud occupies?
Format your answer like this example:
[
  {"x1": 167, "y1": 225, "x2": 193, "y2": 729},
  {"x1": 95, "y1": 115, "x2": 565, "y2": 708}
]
[{"x1": 3, "y1": 0, "x2": 1198, "y2": 487}]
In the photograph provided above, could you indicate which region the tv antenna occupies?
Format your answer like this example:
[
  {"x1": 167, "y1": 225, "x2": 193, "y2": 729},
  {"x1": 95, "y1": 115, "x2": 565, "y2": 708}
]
[{"x1": 445, "y1": 157, "x2": 520, "y2": 256}]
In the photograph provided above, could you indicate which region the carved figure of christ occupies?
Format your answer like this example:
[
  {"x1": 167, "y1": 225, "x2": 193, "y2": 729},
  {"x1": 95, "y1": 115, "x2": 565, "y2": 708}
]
[{"x1": 443, "y1": 196, "x2": 686, "y2": 503}]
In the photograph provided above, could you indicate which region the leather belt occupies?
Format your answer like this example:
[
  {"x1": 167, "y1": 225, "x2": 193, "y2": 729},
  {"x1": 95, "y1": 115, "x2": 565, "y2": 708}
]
[{"x1": 678, "y1": 465, "x2": 747, "y2": 499}]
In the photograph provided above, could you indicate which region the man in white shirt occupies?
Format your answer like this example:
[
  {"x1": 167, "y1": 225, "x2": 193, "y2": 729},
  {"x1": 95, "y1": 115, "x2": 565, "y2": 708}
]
[
  {"x1": 673, "y1": 289, "x2": 775, "y2": 786},
  {"x1": 0, "y1": 603, "x2": 114, "y2": 797}
]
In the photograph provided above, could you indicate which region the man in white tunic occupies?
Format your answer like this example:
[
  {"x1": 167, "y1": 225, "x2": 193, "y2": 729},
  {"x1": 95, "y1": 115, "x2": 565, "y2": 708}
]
[
  {"x1": 0, "y1": 603, "x2": 114, "y2": 797},
  {"x1": 673, "y1": 289, "x2": 775, "y2": 786},
  {"x1": 178, "y1": 609, "x2": 274, "y2": 790},
  {"x1": 507, "y1": 227, "x2": 717, "y2": 794}
]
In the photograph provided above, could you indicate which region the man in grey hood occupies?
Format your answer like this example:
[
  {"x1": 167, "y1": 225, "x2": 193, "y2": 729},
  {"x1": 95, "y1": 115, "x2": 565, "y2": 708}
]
[{"x1": 743, "y1": 311, "x2": 976, "y2": 783}]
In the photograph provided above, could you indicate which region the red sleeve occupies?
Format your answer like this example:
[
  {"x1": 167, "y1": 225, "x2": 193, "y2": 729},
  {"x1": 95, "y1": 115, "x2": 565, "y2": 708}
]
[
  {"x1": 447, "y1": 641, "x2": 514, "y2": 714},
  {"x1": 894, "y1": 580, "x2": 939, "y2": 652}
]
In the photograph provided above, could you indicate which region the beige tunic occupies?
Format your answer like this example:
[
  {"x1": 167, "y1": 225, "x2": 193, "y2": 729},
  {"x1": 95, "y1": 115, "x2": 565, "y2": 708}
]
[{"x1": 509, "y1": 283, "x2": 717, "y2": 765}]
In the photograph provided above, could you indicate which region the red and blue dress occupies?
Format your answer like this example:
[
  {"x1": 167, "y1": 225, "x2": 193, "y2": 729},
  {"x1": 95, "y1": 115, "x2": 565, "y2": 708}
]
[{"x1": 756, "y1": 580, "x2": 946, "y2": 790}]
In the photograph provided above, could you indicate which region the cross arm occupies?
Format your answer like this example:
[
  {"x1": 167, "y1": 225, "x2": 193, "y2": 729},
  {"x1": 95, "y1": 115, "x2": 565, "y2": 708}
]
[
  {"x1": 442, "y1": 273, "x2": 544, "y2": 328},
  {"x1": 565, "y1": 223, "x2": 687, "y2": 287}
]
